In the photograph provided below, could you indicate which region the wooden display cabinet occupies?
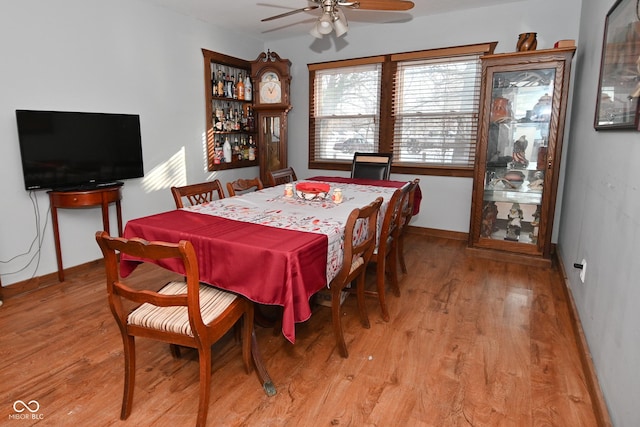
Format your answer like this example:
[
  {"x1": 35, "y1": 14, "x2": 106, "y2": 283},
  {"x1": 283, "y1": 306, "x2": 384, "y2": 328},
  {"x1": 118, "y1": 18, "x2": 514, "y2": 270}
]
[
  {"x1": 202, "y1": 49, "x2": 291, "y2": 183},
  {"x1": 468, "y1": 47, "x2": 576, "y2": 267}
]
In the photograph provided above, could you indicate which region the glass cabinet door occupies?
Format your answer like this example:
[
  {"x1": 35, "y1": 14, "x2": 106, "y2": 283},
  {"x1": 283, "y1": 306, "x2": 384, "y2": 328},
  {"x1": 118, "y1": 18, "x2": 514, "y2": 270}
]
[
  {"x1": 481, "y1": 68, "x2": 555, "y2": 245},
  {"x1": 262, "y1": 115, "x2": 282, "y2": 172},
  {"x1": 256, "y1": 111, "x2": 288, "y2": 184},
  {"x1": 469, "y1": 47, "x2": 575, "y2": 265}
]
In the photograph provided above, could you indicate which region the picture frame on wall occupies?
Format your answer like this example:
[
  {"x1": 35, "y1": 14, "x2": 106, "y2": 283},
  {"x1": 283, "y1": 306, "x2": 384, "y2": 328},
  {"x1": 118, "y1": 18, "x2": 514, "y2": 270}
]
[{"x1": 594, "y1": 0, "x2": 640, "y2": 130}]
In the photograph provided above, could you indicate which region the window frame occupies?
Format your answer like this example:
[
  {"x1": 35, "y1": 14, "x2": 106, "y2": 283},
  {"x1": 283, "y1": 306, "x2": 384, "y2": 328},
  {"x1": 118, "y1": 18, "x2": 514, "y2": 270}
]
[{"x1": 308, "y1": 42, "x2": 497, "y2": 177}]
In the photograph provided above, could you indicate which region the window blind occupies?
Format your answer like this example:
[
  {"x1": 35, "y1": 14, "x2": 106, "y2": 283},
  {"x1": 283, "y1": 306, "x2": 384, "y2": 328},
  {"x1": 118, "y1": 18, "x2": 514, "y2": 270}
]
[
  {"x1": 392, "y1": 55, "x2": 482, "y2": 168},
  {"x1": 310, "y1": 62, "x2": 382, "y2": 162}
]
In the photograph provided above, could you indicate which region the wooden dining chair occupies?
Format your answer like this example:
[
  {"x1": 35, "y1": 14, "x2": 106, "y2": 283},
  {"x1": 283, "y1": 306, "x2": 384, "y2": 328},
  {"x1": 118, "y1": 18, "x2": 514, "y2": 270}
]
[
  {"x1": 351, "y1": 152, "x2": 393, "y2": 180},
  {"x1": 226, "y1": 177, "x2": 264, "y2": 196},
  {"x1": 95, "y1": 231, "x2": 262, "y2": 427},
  {"x1": 365, "y1": 184, "x2": 410, "y2": 321},
  {"x1": 171, "y1": 179, "x2": 225, "y2": 208},
  {"x1": 267, "y1": 167, "x2": 298, "y2": 187},
  {"x1": 398, "y1": 178, "x2": 420, "y2": 274},
  {"x1": 326, "y1": 197, "x2": 383, "y2": 358}
]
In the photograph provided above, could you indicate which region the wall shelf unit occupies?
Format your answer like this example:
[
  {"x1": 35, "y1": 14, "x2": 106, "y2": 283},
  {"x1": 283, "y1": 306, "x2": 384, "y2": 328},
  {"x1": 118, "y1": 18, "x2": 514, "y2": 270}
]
[{"x1": 202, "y1": 49, "x2": 257, "y2": 171}]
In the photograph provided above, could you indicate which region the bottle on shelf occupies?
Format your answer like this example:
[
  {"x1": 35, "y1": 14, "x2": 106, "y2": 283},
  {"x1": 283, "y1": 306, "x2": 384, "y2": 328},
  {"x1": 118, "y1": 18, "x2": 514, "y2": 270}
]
[
  {"x1": 214, "y1": 105, "x2": 224, "y2": 131},
  {"x1": 214, "y1": 138, "x2": 222, "y2": 164},
  {"x1": 234, "y1": 109, "x2": 241, "y2": 131},
  {"x1": 242, "y1": 136, "x2": 249, "y2": 160},
  {"x1": 225, "y1": 104, "x2": 233, "y2": 131},
  {"x1": 248, "y1": 135, "x2": 256, "y2": 161},
  {"x1": 240, "y1": 108, "x2": 247, "y2": 131},
  {"x1": 237, "y1": 73, "x2": 245, "y2": 100},
  {"x1": 244, "y1": 75, "x2": 252, "y2": 101},
  {"x1": 247, "y1": 106, "x2": 255, "y2": 132},
  {"x1": 223, "y1": 137, "x2": 232, "y2": 163},
  {"x1": 217, "y1": 70, "x2": 225, "y2": 98},
  {"x1": 233, "y1": 137, "x2": 242, "y2": 161},
  {"x1": 211, "y1": 70, "x2": 218, "y2": 96},
  {"x1": 232, "y1": 74, "x2": 238, "y2": 99},
  {"x1": 226, "y1": 75, "x2": 234, "y2": 99}
]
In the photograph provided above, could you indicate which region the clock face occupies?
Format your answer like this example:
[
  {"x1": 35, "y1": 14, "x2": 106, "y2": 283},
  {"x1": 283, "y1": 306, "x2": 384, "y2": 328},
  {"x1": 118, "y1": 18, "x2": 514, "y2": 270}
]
[
  {"x1": 261, "y1": 71, "x2": 280, "y2": 83},
  {"x1": 260, "y1": 80, "x2": 282, "y2": 104}
]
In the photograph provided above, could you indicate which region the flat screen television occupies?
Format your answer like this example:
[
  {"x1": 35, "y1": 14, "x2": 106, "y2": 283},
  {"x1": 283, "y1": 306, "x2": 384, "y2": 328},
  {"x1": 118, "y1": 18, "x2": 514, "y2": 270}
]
[{"x1": 15, "y1": 109, "x2": 144, "y2": 191}]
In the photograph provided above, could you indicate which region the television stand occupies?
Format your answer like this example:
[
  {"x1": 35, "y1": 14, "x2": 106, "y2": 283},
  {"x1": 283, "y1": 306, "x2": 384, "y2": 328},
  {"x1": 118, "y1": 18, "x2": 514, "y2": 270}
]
[{"x1": 48, "y1": 184, "x2": 123, "y2": 282}]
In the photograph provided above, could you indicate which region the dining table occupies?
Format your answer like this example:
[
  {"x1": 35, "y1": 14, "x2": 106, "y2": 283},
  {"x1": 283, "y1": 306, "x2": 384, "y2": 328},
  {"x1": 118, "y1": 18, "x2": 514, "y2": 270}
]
[{"x1": 120, "y1": 177, "x2": 417, "y2": 344}]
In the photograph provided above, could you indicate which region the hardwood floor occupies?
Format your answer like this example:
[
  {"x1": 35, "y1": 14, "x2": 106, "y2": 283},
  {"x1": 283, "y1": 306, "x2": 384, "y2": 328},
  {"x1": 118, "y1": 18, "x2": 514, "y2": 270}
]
[{"x1": 0, "y1": 234, "x2": 601, "y2": 426}]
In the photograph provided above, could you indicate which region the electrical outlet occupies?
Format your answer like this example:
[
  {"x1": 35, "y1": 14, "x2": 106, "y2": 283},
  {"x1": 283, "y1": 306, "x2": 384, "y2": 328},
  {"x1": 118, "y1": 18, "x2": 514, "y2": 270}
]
[{"x1": 579, "y1": 259, "x2": 587, "y2": 283}]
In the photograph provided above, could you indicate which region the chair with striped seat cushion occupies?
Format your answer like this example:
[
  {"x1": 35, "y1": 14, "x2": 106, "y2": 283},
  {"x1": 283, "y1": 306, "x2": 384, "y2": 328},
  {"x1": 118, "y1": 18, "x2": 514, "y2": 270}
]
[
  {"x1": 127, "y1": 281, "x2": 238, "y2": 336},
  {"x1": 324, "y1": 197, "x2": 382, "y2": 358},
  {"x1": 95, "y1": 231, "x2": 268, "y2": 427}
]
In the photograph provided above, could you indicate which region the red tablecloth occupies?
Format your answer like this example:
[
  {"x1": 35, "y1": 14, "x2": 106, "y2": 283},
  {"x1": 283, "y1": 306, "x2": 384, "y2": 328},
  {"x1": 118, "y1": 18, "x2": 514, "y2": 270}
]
[
  {"x1": 119, "y1": 177, "x2": 419, "y2": 344},
  {"x1": 307, "y1": 176, "x2": 422, "y2": 215},
  {"x1": 121, "y1": 210, "x2": 327, "y2": 343}
]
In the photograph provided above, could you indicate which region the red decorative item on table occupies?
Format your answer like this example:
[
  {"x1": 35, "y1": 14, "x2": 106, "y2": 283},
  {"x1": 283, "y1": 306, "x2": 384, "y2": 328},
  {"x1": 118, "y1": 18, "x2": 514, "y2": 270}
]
[{"x1": 295, "y1": 182, "x2": 330, "y2": 200}]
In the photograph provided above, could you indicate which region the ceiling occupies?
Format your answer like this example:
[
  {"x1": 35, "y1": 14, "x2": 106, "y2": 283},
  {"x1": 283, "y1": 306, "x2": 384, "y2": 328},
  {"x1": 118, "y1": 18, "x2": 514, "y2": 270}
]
[{"x1": 138, "y1": 0, "x2": 521, "y2": 41}]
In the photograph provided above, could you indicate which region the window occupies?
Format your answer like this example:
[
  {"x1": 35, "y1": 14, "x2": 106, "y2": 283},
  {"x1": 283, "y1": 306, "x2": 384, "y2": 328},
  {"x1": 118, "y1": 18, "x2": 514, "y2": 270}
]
[
  {"x1": 309, "y1": 57, "x2": 383, "y2": 163},
  {"x1": 393, "y1": 56, "x2": 481, "y2": 168},
  {"x1": 308, "y1": 43, "x2": 497, "y2": 176}
]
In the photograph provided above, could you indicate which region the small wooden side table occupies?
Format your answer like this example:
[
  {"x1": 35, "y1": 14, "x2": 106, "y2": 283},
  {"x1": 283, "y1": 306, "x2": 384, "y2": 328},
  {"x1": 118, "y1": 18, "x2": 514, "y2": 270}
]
[{"x1": 48, "y1": 184, "x2": 123, "y2": 282}]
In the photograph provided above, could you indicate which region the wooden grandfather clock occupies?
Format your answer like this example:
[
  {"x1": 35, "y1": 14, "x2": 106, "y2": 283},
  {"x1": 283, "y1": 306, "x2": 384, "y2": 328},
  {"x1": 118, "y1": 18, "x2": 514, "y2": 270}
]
[{"x1": 251, "y1": 50, "x2": 292, "y2": 185}]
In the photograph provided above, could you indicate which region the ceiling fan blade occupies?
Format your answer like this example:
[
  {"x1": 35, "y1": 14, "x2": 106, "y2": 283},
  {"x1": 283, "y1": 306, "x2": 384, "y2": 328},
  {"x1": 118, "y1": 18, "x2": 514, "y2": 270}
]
[
  {"x1": 261, "y1": 5, "x2": 319, "y2": 22},
  {"x1": 349, "y1": 0, "x2": 415, "y2": 11}
]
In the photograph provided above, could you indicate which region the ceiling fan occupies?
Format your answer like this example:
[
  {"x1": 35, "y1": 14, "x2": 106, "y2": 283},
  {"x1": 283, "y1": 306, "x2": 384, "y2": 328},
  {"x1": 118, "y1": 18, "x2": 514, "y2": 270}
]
[{"x1": 261, "y1": 0, "x2": 415, "y2": 38}]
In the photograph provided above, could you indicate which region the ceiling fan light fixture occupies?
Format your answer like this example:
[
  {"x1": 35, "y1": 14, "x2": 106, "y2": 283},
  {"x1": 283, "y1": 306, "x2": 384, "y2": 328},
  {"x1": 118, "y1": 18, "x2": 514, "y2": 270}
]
[
  {"x1": 332, "y1": 9, "x2": 348, "y2": 37},
  {"x1": 262, "y1": 0, "x2": 415, "y2": 38},
  {"x1": 333, "y1": 19, "x2": 348, "y2": 37},
  {"x1": 319, "y1": 12, "x2": 332, "y2": 24},
  {"x1": 309, "y1": 24, "x2": 323, "y2": 38},
  {"x1": 317, "y1": 13, "x2": 333, "y2": 35},
  {"x1": 318, "y1": 24, "x2": 333, "y2": 35}
]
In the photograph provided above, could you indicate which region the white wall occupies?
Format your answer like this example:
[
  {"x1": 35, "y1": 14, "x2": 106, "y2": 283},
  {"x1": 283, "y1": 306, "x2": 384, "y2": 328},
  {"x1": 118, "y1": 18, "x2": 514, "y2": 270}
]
[
  {"x1": 0, "y1": 0, "x2": 261, "y2": 286},
  {"x1": 5, "y1": 0, "x2": 640, "y2": 424},
  {"x1": 559, "y1": 0, "x2": 640, "y2": 425},
  {"x1": 268, "y1": 0, "x2": 581, "y2": 236}
]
